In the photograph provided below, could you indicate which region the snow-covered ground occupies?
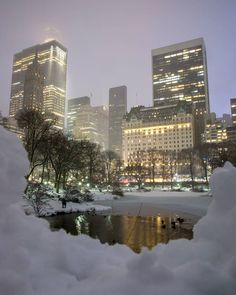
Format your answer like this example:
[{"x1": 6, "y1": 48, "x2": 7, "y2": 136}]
[
  {"x1": 0, "y1": 126, "x2": 236, "y2": 295},
  {"x1": 22, "y1": 191, "x2": 117, "y2": 217},
  {"x1": 23, "y1": 189, "x2": 211, "y2": 219},
  {"x1": 94, "y1": 190, "x2": 212, "y2": 220},
  {"x1": 22, "y1": 198, "x2": 111, "y2": 217}
]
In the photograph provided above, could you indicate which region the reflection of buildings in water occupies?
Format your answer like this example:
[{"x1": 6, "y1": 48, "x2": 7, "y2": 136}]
[
  {"x1": 119, "y1": 216, "x2": 169, "y2": 252},
  {"x1": 75, "y1": 215, "x2": 90, "y2": 235},
  {"x1": 112, "y1": 215, "x2": 193, "y2": 253},
  {"x1": 73, "y1": 214, "x2": 193, "y2": 253}
]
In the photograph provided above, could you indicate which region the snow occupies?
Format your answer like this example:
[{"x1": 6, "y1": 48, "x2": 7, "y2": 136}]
[
  {"x1": 94, "y1": 190, "x2": 212, "y2": 218},
  {"x1": 23, "y1": 198, "x2": 111, "y2": 216},
  {"x1": 93, "y1": 192, "x2": 118, "y2": 201},
  {"x1": 0, "y1": 125, "x2": 236, "y2": 295}
]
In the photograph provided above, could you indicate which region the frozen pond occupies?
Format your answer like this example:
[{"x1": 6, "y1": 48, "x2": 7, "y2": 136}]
[{"x1": 45, "y1": 212, "x2": 195, "y2": 253}]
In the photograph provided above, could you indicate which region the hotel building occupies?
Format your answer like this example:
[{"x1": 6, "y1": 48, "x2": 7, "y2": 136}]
[{"x1": 122, "y1": 103, "x2": 194, "y2": 166}]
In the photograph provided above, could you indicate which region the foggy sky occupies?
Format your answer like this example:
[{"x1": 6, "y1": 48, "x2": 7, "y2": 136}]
[{"x1": 0, "y1": 0, "x2": 236, "y2": 116}]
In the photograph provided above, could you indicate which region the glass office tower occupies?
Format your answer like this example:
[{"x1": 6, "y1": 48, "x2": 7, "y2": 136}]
[
  {"x1": 152, "y1": 38, "x2": 209, "y2": 113},
  {"x1": 9, "y1": 40, "x2": 67, "y2": 129},
  {"x1": 152, "y1": 38, "x2": 209, "y2": 145},
  {"x1": 67, "y1": 96, "x2": 91, "y2": 135}
]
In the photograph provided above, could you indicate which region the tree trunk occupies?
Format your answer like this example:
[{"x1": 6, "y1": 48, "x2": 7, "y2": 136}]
[{"x1": 41, "y1": 162, "x2": 45, "y2": 183}]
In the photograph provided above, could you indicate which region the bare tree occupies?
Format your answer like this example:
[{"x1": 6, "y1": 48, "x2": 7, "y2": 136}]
[
  {"x1": 48, "y1": 132, "x2": 81, "y2": 192},
  {"x1": 24, "y1": 183, "x2": 50, "y2": 216},
  {"x1": 77, "y1": 140, "x2": 104, "y2": 187},
  {"x1": 147, "y1": 148, "x2": 158, "y2": 189},
  {"x1": 16, "y1": 109, "x2": 56, "y2": 179},
  {"x1": 103, "y1": 150, "x2": 120, "y2": 185},
  {"x1": 178, "y1": 148, "x2": 196, "y2": 191},
  {"x1": 167, "y1": 150, "x2": 178, "y2": 190},
  {"x1": 125, "y1": 150, "x2": 148, "y2": 189}
]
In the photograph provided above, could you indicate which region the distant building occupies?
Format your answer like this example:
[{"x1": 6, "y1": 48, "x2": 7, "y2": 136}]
[
  {"x1": 71, "y1": 102, "x2": 108, "y2": 150},
  {"x1": 230, "y1": 98, "x2": 236, "y2": 126},
  {"x1": 67, "y1": 96, "x2": 90, "y2": 136},
  {"x1": 226, "y1": 126, "x2": 236, "y2": 144},
  {"x1": 152, "y1": 38, "x2": 209, "y2": 145},
  {"x1": 109, "y1": 86, "x2": 127, "y2": 157},
  {"x1": 9, "y1": 40, "x2": 67, "y2": 129},
  {"x1": 202, "y1": 112, "x2": 234, "y2": 144},
  {"x1": 122, "y1": 104, "x2": 194, "y2": 166},
  {"x1": 93, "y1": 106, "x2": 109, "y2": 149},
  {"x1": 202, "y1": 114, "x2": 227, "y2": 144},
  {"x1": 219, "y1": 114, "x2": 232, "y2": 128},
  {"x1": 23, "y1": 52, "x2": 45, "y2": 112}
]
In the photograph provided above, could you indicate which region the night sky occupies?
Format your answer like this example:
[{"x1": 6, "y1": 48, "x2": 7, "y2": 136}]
[{"x1": 0, "y1": 0, "x2": 236, "y2": 116}]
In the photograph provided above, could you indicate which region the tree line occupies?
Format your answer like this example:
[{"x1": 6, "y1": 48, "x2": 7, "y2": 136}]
[
  {"x1": 16, "y1": 109, "x2": 121, "y2": 192},
  {"x1": 124, "y1": 141, "x2": 236, "y2": 190},
  {"x1": 16, "y1": 109, "x2": 236, "y2": 192}
]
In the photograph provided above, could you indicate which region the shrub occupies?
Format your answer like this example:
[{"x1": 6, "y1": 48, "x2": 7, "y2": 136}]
[
  {"x1": 24, "y1": 183, "x2": 50, "y2": 216},
  {"x1": 111, "y1": 187, "x2": 124, "y2": 197}
]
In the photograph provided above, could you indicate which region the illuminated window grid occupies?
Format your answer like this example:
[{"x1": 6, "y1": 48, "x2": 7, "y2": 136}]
[{"x1": 122, "y1": 116, "x2": 194, "y2": 165}]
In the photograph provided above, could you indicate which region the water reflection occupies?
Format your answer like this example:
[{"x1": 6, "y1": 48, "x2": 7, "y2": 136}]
[{"x1": 45, "y1": 213, "x2": 194, "y2": 253}]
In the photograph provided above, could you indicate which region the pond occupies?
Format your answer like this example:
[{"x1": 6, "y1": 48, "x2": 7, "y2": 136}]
[{"x1": 45, "y1": 212, "x2": 195, "y2": 253}]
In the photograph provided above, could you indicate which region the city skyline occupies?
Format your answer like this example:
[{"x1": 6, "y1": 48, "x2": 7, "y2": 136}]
[{"x1": 0, "y1": 0, "x2": 236, "y2": 116}]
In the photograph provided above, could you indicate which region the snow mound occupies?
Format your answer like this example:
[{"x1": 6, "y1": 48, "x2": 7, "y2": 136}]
[
  {"x1": 0, "y1": 127, "x2": 28, "y2": 209},
  {"x1": 0, "y1": 126, "x2": 236, "y2": 295}
]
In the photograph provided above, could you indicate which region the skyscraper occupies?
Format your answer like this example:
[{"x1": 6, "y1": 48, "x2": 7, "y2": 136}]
[
  {"x1": 152, "y1": 38, "x2": 209, "y2": 112},
  {"x1": 23, "y1": 52, "x2": 45, "y2": 112},
  {"x1": 67, "y1": 97, "x2": 108, "y2": 149},
  {"x1": 152, "y1": 38, "x2": 209, "y2": 145},
  {"x1": 9, "y1": 40, "x2": 67, "y2": 128},
  {"x1": 72, "y1": 104, "x2": 108, "y2": 150},
  {"x1": 67, "y1": 96, "x2": 90, "y2": 135},
  {"x1": 109, "y1": 86, "x2": 127, "y2": 157},
  {"x1": 230, "y1": 98, "x2": 236, "y2": 126}
]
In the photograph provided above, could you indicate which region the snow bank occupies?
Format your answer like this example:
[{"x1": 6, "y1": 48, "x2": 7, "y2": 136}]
[
  {"x1": 0, "y1": 127, "x2": 28, "y2": 209},
  {"x1": 0, "y1": 126, "x2": 236, "y2": 295},
  {"x1": 23, "y1": 198, "x2": 111, "y2": 216},
  {"x1": 93, "y1": 192, "x2": 117, "y2": 200}
]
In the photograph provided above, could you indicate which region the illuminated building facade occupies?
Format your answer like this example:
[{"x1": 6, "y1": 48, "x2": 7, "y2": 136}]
[
  {"x1": 202, "y1": 114, "x2": 227, "y2": 144},
  {"x1": 202, "y1": 112, "x2": 233, "y2": 144},
  {"x1": 72, "y1": 104, "x2": 108, "y2": 150},
  {"x1": 23, "y1": 53, "x2": 45, "y2": 111},
  {"x1": 230, "y1": 98, "x2": 236, "y2": 126},
  {"x1": 152, "y1": 38, "x2": 209, "y2": 145},
  {"x1": 152, "y1": 38, "x2": 209, "y2": 110},
  {"x1": 226, "y1": 126, "x2": 236, "y2": 144},
  {"x1": 9, "y1": 40, "x2": 67, "y2": 129},
  {"x1": 67, "y1": 96, "x2": 90, "y2": 136},
  {"x1": 109, "y1": 86, "x2": 127, "y2": 157},
  {"x1": 122, "y1": 105, "x2": 194, "y2": 166}
]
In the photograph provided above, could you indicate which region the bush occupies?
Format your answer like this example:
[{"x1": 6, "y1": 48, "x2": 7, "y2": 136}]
[
  {"x1": 64, "y1": 189, "x2": 83, "y2": 203},
  {"x1": 64, "y1": 189, "x2": 94, "y2": 203},
  {"x1": 83, "y1": 189, "x2": 94, "y2": 202},
  {"x1": 111, "y1": 187, "x2": 124, "y2": 197},
  {"x1": 24, "y1": 183, "x2": 50, "y2": 216}
]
